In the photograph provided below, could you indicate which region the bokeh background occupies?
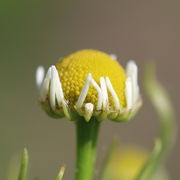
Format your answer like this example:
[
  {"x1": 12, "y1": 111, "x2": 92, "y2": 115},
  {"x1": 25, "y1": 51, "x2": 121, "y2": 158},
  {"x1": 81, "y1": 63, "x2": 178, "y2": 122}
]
[{"x1": 1, "y1": 0, "x2": 179, "y2": 179}]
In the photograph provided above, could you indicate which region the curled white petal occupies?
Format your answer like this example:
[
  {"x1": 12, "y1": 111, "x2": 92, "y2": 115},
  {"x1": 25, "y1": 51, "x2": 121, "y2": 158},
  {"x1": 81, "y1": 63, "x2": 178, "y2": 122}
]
[
  {"x1": 36, "y1": 66, "x2": 45, "y2": 88},
  {"x1": 40, "y1": 66, "x2": 52, "y2": 101},
  {"x1": 91, "y1": 78, "x2": 103, "y2": 110},
  {"x1": 49, "y1": 66, "x2": 57, "y2": 110},
  {"x1": 126, "y1": 61, "x2": 139, "y2": 104},
  {"x1": 110, "y1": 54, "x2": 117, "y2": 60},
  {"x1": 84, "y1": 103, "x2": 94, "y2": 121},
  {"x1": 76, "y1": 73, "x2": 92, "y2": 109},
  {"x1": 126, "y1": 61, "x2": 138, "y2": 81},
  {"x1": 62, "y1": 99, "x2": 71, "y2": 119},
  {"x1": 85, "y1": 103, "x2": 94, "y2": 113},
  {"x1": 105, "y1": 77, "x2": 120, "y2": 110},
  {"x1": 53, "y1": 66, "x2": 64, "y2": 107},
  {"x1": 125, "y1": 77, "x2": 133, "y2": 110},
  {"x1": 100, "y1": 77, "x2": 108, "y2": 109}
]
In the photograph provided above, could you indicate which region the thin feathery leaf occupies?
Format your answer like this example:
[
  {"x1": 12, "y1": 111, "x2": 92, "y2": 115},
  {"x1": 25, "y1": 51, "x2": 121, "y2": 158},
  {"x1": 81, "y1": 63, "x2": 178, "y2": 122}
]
[
  {"x1": 18, "y1": 148, "x2": 29, "y2": 180},
  {"x1": 56, "y1": 165, "x2": 66, "y2": 180}
]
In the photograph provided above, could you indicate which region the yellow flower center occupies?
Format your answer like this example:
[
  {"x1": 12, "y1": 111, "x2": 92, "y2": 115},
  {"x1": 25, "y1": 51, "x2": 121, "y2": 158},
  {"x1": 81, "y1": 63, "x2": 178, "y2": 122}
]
[{"x1": 55, "y1": 49, "x2": 126, "y2": 108}]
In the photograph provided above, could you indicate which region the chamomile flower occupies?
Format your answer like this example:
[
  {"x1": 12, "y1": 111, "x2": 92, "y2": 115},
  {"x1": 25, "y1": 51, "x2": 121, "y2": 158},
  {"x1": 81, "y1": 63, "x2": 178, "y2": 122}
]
[
  {"x1": 104, "y1": 146, "x2": 169, "y2": 180},
  {"x1": 36, "y1": 49, "x2": 142, "y2": 122}
]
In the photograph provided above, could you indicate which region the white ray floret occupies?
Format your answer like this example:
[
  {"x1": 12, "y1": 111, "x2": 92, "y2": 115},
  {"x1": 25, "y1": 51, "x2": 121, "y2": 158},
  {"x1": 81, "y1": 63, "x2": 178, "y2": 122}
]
[
  {"x1": 49, "y1": 66, "x2": 57, "y2": 110},
  {"x1": 62, "y1": 99, "x2": 71, "y2": 119},
  {"x1": 84, "y1": 103, "x2": 94, "y2": 121},
  {"x1": 76, "y1": 73, "x2": 92, "y2": 109},
  {"x1": 105, "y1": 77, "x2": 121, "y2": 110},
  {"x1": 38, "y1": 59, "x2": 140, "y2": 121},
  {"x1": 126, "y1": 61, "x2": 139, "y2": 104},
  {"x1": 110, "y1": 54, "x2": 117, "y2": 60},
  {"x1": 91, "y1": 78, "x2": 103, "y2": 110},
  {"x1": 85, "y1": 103, "x2": 94, "y2": 113},
  {"x1": 40, "y1": 66, "x2": 52, "y2": 101},
  {"x1": 125, "y1": 77, "x2": 133, "y2": 110},
  {"x1": 36, "y1": 66, "x2": 45, "y2": 88},
  {"x1": 52, "y1": 66, "x2": 64, "y2": 107},
  {"x1": 126, "y1": 61, "x2": 138, "y2": 83},
  {"x1": 100, "y1": 77, "x2": 108, "y2": 109}
]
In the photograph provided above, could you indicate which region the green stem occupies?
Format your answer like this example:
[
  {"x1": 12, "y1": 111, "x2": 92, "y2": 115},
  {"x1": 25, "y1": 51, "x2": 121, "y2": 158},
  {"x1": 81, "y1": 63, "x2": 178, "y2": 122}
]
[{"x1": 75, "y1": 117, "x2": 100, "y2": 180}]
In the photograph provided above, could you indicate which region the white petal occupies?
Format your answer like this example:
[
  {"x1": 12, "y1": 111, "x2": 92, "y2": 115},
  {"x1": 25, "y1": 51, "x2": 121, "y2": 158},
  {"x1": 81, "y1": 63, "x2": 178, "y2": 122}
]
[
  {"x1": 110, "y1": 54, "x2": 117, "y2": 60},
  {"x1": 49, "y1": 66, "x2": 57, "y2": 110},
  {"x1": 40, "y1": 66, "x2": 52, "y2": 101},
  {"x1": 53, "y1": 66, "x2": 64, "y2": 107},
  {"x1": 84, "y1": 103, "x2": 94, "y2": 121},
  {"x1": 36, "y1": 66, "x2": 45, "y2": 88},
  {"x1": 85, "y1": 103, "x2": 94, "y2": 112},
  {"x1": 100, "y1": 77, "x2": 108, "y2": 109},
  {"x1": 76, "y1": 73, "x2": 92, "y2": 109},
  {"x1": 126, "y1": 61, "x2": 139, "y2": 104},
  {"x1": 105, "y1": 77, "x2": 120, "y2": 110},
  {"x1": 91, "y1": 77, "x2": 103, "y2": 110},
  {"x1": 126, "y1": 61, "x2": 138, "y2": 81},
  {"x1": 62, "y1": 99, "x2": 71, "y2": 119},
  {"x1": 125, "y1": 77, "x2": 133, "y2": 110}
]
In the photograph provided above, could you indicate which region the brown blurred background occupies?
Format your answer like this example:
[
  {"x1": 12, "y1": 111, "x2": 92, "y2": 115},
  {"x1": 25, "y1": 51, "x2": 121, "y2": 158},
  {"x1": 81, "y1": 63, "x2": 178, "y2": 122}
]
[{"x1": 0, "y1": 0, "x2": 179, "y2": 179}]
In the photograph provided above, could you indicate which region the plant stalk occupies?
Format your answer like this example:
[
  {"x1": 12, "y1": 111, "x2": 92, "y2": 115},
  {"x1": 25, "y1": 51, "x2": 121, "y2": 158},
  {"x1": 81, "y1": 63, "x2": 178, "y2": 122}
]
[{"x1": 75, "y1": 117, "x2": 100, "y2": 180}]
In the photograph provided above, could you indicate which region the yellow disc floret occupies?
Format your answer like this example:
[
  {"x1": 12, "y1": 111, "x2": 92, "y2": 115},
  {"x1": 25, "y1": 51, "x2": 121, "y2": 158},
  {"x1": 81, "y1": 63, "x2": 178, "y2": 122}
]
[{"x1": 55, "y1": 49, "x2": 126, "y2": 108}]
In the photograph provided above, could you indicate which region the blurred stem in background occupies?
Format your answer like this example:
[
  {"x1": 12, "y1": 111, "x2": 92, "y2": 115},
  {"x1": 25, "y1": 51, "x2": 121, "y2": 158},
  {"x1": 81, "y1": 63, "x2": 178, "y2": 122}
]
[
  {"x1": 135, "y1": 65, "x2": 176, "y2": 180},
  {"x1": 100, "y1": 64, "x2": 176, "y2": 180},
  {"x1": 99, "y1": 139, "x2": 119, "y2": 180},
  {"x1": 75, "y1": 117, "x2": 100, "y2": 180}
]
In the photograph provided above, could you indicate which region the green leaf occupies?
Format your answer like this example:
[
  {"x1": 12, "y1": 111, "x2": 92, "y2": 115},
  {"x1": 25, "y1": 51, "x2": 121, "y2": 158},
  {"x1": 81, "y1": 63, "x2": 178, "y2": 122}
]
[{"x1": 18, "y1": 148, "x2": 29, "y2": 180}]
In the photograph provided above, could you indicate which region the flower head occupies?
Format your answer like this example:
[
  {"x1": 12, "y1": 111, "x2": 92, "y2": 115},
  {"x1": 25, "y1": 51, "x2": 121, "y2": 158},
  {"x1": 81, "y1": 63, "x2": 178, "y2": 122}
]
[
  {"x1": 36, "y1": 49, "x2": 142, "y2": 121},
  {"x1": 104, "y1": 146, "x2": 169, "y2": 180}
]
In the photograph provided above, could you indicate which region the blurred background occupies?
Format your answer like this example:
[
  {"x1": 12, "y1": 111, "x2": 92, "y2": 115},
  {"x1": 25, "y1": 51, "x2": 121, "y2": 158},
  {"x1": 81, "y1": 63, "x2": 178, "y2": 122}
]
[{"x1": 0, "y1": 0, "x2": 179, "y2": 179}]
